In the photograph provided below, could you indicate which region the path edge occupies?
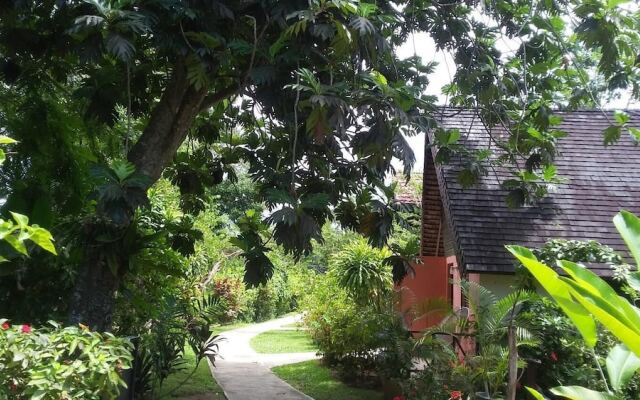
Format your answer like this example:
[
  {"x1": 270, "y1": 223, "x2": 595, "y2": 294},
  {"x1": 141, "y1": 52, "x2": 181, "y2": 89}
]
[{"x1": 207, "y1": 356, "x2": 229, "y2": 400}]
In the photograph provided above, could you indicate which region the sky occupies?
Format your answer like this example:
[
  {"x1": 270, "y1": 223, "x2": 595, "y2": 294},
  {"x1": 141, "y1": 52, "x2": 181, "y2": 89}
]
[{"x1": 395, "y1": 33, "x2": 452, "y2": 173}]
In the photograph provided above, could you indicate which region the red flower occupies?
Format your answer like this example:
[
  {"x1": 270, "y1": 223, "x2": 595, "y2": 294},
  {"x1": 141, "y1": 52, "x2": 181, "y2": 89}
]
[
  {"x1": 550, "y1": 352, "x2": 558, "y2": 362},
  {"x1": 450, "y1": 391, "x2": 463, "y2": 400},
  {"x1": 20, "y1": 324, "x2": 31, "y2": 333},
  {"x1": 393, "y1": 396, "x2": 404, "y2": 400},
  {"x1": 1, "y1": 322, "x2": 9, "y2": 330}
]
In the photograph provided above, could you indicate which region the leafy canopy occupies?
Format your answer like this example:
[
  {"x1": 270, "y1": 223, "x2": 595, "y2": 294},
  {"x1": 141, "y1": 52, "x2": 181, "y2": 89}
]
[{"x1": 1, "y1": 0, "x2": 640, "y2": 285}]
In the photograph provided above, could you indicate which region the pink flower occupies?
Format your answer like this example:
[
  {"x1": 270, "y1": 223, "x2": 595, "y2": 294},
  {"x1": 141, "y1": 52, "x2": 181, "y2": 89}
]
[
  {"x1": 550, "y1": 352, "x2": 558, "y2": 362},
  {"x1": 450, "y1": 391, "x2": 463, "y2": 400},
  {"x1": 20, "y1": 324, "x2": 31, "y2": 333},
  {"x1": 393, "y1": 396, "x2": 404, "y2": 400},
  {"x1": 1, "y1": 322, "x2": 9, "y2": 330}
]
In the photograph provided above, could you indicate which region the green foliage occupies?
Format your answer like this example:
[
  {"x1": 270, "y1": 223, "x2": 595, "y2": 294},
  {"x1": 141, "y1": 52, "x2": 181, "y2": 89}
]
[
  {"x1": 540, "y1": 344, "x2": 640, "y2": 400},
  {"x1": 607, "y1": 344, "x2": 640, "y2": 392},
  {"x1": 301, "y1": 224, "x2": 417, "y2": 384},
  {"x1": 332, "y1": 239, "x2": 392, "y2": 309},
  {"x1": 373, "y1": 317, "x2": 414, "y2": 383},
  {"x1": 406, "y1": 282, "x2": 539, "y2": 399},
  {"x1": 208, "y1": 166, "x2": 261, "y2": 223},
  {"x1": 90, "y1": 160, "x2": 151, "y2": 226},
  {"x1": 303, "y1": 270, "x2": 393, "y2": 382},
  {"x1": 155, "y1": 346, "x2": 224, "y2": 399},
  {"x1": 3, "y1": 0, "x2": 640, "y2": 333},
  {"x1": 550, "y1": 385, "x2": 619, "y2": 400},
  {"x1": 249, "y1": 329, "x2": 316, "y2": 354},
  {"x1": 510, "y1": 210, "x2": 640, "y2": 399},
  {"x1": 509, "y1": 237, "x2": 640, "y2": 353},
  {"x1": 0, "y1": 320, "x2": 132, "y2": 399},
  {"x1": 249, "y1": 284, "x2": 279, "y2": 322},
  {"x1": 302, "y1": 225, "x2": 361, "y2": 274},
  {"x1": 232, "y1": 209, "x2": 274, "y2": 286},
  {"x1": 400, "y1": 334, "x2": 471, "y2": 400},
  {"x1": 126, "y1": 291, "x2": 224, "y2": 399},
  {"x1": 534, "y1": 239, "x2": 624, "y2": 266},
  {"x1": 211, "y1": 277, "x2": 246, "y2": 323},
  {"x1": 272, "y1": 360, "x2": 384, "y2": 400},
  {"x1": 0, "y1": 136, "x2": 57, "y2": 260},
  {"x1": 519, "y1": 298, "x2": 604, "y2": 390},
  {"x1": 0, "y1": 212, "x2": 56, "y2": 261}
]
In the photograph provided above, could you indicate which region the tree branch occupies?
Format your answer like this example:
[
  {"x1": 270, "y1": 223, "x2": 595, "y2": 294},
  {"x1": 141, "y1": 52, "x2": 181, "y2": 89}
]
[{"x1": 199, "y1": 84, "x2": 240, "y2": 111}]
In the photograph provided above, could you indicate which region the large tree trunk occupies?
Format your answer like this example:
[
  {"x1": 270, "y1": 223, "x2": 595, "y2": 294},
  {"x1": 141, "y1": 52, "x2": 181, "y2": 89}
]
[
  {"x1": 68, "y1": 61, "x2": 233, "y2": 330},
  {"x1": 67, "y1": 247, "x2": 123, "y2": 331},
  {"x1": 127, "y1": 60, "x2": 208, "y2": 181}
]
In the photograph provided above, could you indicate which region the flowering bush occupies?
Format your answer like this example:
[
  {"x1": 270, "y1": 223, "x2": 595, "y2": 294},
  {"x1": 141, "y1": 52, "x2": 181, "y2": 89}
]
[
  {"x1": 212, "y1": 277, "x2": 246, "y2": 322},
  {"x1": 0, "y1": 320, "x2": 133, "y2": 399}
]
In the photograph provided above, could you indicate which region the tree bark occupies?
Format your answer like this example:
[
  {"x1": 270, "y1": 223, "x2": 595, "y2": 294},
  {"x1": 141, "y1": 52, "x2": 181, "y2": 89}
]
[
  {"x1": 67, "y1": 245, "x2": 123, "y2": 332},
  {"x1": 127, "y1": 62, "x2": 208, "y2": 181},
  {"x1": 68, "y1": 61, "x2": 237, "y2": 330},
  {"x1": 506, "y1": 325, "x2": 518, "y2": 400}
]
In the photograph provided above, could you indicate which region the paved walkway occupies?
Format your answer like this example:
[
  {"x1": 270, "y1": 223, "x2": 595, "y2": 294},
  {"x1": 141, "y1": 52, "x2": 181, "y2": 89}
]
[{"x1": 210, "y1": 314, "x2": 319, "y2": 400}]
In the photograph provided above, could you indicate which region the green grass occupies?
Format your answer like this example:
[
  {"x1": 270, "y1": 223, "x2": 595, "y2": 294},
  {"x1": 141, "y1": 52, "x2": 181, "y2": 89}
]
[
  {"x1": 249, "y1": 329, "x2": 317, "y2": 354},
  {"x1": 272, "y1": 360, "x2": 383, "y2": 400},
  {"x1": 210, "y1": 321, "x2": 250, "y2": 336},
  {"x1": 283, "y1": 321, "x2": 305, "y2": 329},
  {"x1": 156, "y1": 346, "x2": 225, "y2": 399}
]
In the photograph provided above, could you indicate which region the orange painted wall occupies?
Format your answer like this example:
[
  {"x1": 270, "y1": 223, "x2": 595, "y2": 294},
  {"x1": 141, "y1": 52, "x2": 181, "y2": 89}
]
[{"x1": 398, "y1": 256, "x2": 451, "y2": 332}]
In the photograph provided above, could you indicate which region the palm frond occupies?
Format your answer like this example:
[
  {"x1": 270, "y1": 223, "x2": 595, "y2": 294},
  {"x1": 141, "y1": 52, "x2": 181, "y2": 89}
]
[
  {"x1": 410, "y1": 297, "x2": 451, "y2": 323},
  {"x1": 515, "y1": 327, "x2": 540, "y2": 348},
  {"x1": 489, "y1": 289, "x2": 538, "y2": 327},
  {"x1": 460, "y1": 280, "x2": 497, "y2": 316}
]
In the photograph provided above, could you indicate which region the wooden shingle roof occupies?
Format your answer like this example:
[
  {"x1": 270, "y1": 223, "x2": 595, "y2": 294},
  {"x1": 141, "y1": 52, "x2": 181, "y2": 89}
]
[{"x1": 432, "y1": 108, "x2": 640, "y2": 273}]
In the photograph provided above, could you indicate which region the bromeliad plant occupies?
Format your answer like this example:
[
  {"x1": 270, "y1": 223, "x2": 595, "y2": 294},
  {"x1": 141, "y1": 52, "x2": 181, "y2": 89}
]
[{"x1": 508, "y1": 210, "x2": 640, "y2": 399}]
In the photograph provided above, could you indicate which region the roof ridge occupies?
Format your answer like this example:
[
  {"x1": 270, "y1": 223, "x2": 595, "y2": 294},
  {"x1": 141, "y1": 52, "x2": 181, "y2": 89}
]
[{"x1": 434, "y1": 105, "x2": 640, "y2": 113}]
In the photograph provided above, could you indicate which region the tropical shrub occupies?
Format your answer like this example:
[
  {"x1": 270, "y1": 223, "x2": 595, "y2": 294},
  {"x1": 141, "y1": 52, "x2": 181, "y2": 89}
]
[
  {"x1": 212, "y1": 277, "x2": 246, "y2": 323},
  {"x1": 518, "y1": 298, "x2": 604, "y2": 390},
  {"x1": 510, "y1": 210, "x2": 640, "y2": 400},
  {"x1": 406, "y1": 283, "x2": 539, "y2": 400},
  {"x1": 0, "y1": 321, "x2": 133, "y2": 400},
  {"x1": 374, "y1": 316, "x2": 414, "y2": 385},
  {"x1": 127, "y1": 291, "x2": 224, "y2": 399},
  {"x1": 400, "y1": 335, "x2": 470, "y2": 400},
  {"x1": 303, "y1": 240, "x2": 396, "y2": 382},
  {"x1": 332, "y1": 238, "x2": 392, "y2": 309},
  {"x1": 534, "y1": 239, "x2": 625, "y2": 266},
  {"x1": 248, "y1": 284, "x2": 278, "y2": 322}
]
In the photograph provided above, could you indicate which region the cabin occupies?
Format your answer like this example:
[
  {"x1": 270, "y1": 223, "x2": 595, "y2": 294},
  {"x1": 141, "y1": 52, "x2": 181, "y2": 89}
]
[{"x1": 399, "y1": 108, "x2": 640, "y2": 331}]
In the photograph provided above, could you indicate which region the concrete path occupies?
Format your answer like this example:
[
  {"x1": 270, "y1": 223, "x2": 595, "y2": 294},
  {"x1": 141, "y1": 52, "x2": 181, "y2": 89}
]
[{"x1": 210, "y1": 314, "x2": 319, "y2": 400}]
